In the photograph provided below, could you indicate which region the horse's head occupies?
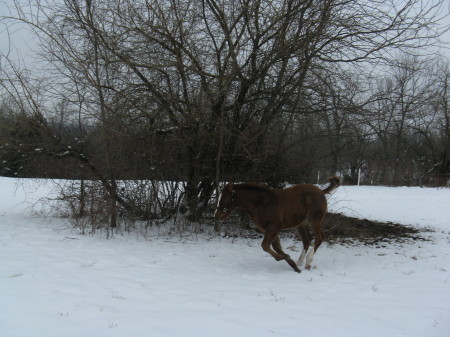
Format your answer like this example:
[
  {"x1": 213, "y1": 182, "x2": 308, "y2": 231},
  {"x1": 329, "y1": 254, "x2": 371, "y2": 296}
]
[{"x1": 214, "y1": 183, "x2": 236, "y2": 220}]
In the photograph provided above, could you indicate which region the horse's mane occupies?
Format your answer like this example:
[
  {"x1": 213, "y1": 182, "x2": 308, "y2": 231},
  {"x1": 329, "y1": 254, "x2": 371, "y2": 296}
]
[{"x1": 235, "y1": 182, "x2": 272, "y2": 193}]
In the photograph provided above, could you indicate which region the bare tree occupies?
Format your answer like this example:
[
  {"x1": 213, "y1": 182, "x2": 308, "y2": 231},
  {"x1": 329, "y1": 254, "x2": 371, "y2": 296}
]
[
  {"x1": 410, "y1": 58, "x2": 450, "y2": 185},
  {"x1": 361, "y1": 55, "x2": 436, "y2": 184}
]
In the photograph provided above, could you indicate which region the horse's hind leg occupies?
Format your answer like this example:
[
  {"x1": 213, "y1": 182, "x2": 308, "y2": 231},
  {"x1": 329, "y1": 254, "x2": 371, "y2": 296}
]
[
  {"x1": 305, "y1": 217, "x2": 325, "y2": 270},
  {"x1": 262, "y1": 226, "x2": 300, "y2": 273},
  {"x1": 296, "y1": 222, "x2": 311, "y2": 267}
]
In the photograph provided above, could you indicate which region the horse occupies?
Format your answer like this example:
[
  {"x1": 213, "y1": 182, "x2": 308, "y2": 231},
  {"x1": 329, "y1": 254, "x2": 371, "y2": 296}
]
[{"x1": 214, "y1": 176, "x2": 340, "y2": 273}]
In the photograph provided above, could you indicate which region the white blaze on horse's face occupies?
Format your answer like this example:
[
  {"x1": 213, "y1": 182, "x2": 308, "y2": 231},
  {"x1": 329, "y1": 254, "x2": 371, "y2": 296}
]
[{"x1": 215, "y1": 185, "x2": 234, "y2": 220}]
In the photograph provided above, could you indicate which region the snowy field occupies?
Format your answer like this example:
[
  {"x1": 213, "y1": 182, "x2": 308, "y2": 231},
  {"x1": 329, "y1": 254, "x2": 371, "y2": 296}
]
[{"x1": 1, "y1": 177, "x2": 449, "y2": 337}]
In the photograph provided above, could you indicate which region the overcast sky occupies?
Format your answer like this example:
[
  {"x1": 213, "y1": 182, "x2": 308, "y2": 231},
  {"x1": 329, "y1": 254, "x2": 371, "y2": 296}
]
[{"x1": 1, "y1": 0, "x2": 449, "y2": 70}]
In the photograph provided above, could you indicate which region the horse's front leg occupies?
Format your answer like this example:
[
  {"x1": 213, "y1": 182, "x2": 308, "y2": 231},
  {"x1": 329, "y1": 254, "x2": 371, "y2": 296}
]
[
  {"x1": 272, "y1": 234, "x2": 301, "y2": 273},
  {"x1": 262, "y1": 228, "x2": 301, "y2": 273}
]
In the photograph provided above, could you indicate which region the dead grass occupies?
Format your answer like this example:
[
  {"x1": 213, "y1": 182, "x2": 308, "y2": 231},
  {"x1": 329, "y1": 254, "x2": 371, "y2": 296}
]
[
  {"x1": 322, "y1": 212, "x2": 429, "y2": 245},
  {"x1": 212, "y1": 211, "x2": 431, "y2": 245}
]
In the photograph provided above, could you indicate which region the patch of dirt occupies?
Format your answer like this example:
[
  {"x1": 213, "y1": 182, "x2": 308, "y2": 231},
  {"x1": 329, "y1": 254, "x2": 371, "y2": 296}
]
[
  {"x1": 322, "y1": 213, "x2": 430, "y2": 245},
  {"x1": 212, "y1": 211, "x2": 432, "y2": 245}
]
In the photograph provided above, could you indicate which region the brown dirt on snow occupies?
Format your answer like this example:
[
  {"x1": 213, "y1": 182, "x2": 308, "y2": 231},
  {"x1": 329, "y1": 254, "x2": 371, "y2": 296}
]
[
  {"x1": 322, "y1": 212, "x2": 429, "y2": 245},
  {"x1": 216, "y1": 211, "x2": 430, "y2": 245}
]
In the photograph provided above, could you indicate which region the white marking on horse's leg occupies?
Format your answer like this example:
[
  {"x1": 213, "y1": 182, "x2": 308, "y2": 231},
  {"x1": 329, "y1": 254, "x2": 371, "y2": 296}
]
[
  {"x1": 297, "y1": 249, "x2": 307, "y2": 267},
  {"x1": 305, "y1": 249, "x2": 315, "y2": 270}
]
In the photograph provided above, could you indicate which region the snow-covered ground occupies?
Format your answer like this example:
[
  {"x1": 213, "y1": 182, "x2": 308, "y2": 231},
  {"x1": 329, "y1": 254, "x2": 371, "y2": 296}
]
[{"x1": 1, "y1": 177, "x2": 449, "y2": 337}]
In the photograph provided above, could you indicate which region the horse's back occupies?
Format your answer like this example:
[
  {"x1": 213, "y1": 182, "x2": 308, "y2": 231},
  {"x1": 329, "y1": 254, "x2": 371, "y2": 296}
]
[{"x1": 270, "y1": 184, "x2": 327, "y2": 228}]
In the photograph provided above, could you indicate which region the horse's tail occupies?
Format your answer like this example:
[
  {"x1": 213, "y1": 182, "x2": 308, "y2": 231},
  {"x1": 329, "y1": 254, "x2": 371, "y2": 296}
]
[{"x1": 322, "y1": 176, "x2": 340, "y2": 194}]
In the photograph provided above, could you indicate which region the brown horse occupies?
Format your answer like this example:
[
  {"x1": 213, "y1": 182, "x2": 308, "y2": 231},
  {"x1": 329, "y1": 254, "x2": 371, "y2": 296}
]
[{"x1": 214, "y1": 176, "x2": 340, "y2": 273}]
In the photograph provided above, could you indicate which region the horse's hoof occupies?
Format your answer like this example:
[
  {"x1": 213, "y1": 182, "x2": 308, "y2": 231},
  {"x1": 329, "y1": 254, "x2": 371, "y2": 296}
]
[
  {"x1": 305, "y1": 265, "x2": 311, "y2": 270},
  {"x1": 287, "y1": 259, "x2": 301, "y2": 273}
]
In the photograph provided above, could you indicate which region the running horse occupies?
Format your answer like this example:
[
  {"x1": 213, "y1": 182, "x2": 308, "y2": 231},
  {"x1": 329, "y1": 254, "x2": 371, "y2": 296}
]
[{"x1": 214, "y1": 177, "x2": 340, "y2": 272}]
